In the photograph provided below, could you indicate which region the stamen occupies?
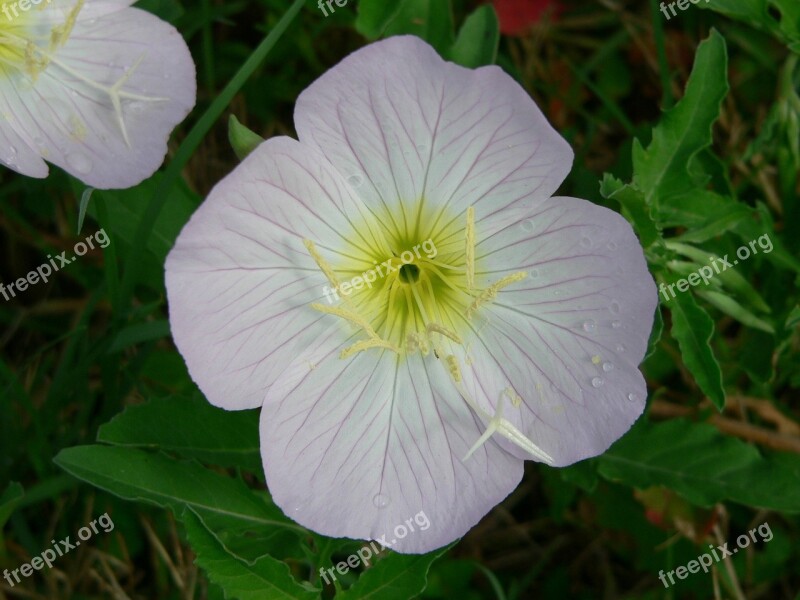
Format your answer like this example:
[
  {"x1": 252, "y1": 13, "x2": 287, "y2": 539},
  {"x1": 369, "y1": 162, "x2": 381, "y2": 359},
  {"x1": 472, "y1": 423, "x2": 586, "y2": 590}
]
[
  {"x1": 426, "y1": 322, "x2": 463, "y2": 345},
  {"x1": 466, "y1": 271, "x2": 527, "y2": 319},
  {"x1": 311, "y1": 303, "x2": 379, "y2": 339},
  {"x1": 303, "y1": 239, "x2": 343, "y2": 295},
  {"x1": 340, "y1": 338, "x2": 398, "y2": 358},
  {"x1": 465, "y1": 206, "x2": 475, "y2": 290},
  {"x1": 49, "y1": 0, "x2": 85, "y2": 52}
]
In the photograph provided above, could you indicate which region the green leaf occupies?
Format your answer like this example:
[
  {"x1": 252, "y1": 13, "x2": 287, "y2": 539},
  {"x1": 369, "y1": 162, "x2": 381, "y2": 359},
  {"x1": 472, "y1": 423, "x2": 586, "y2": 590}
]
[
  {"x1": 87, "y1": 174, "x2": 199, "y2": 263},
  {"x1": 108, "y1": 320, "x2": 171, "y2": 353},
  {"x1": 667, "y1": 290, "x2": 725, "y2": 410},
  {"x1": 699, "y1": 0, "x2": 800, "y2": 49},
  {"x1": 599, "y1": 174, "x2": 661, "y2": 248},
  {"x1": 382, "y1": 0, "x2": 454, "y2": 55},
  {"x1": 665, "y1": 240, "x2": 771, "y2": 313},
  {"x1": 645, "y1": 305, "x2": 663, "y2": 360},
  {"x1": 54, "y1": 446, "x2": 300, "y2": 533},
  {"x1": 355, "y1": 0, "x2": 404, "y2": 39},
  {"x1": 633, "y1": 30, "x2": 729, "y2": 206},
  {"x1": 182, "y1": 508, "x2": 319, "y2": 600},
  {"x1": 786, "y1": 305, "x2": 800, "y2": 329},
  {"x1": 97, "y1": 395, "x2": 261, "y2": 472},
  {"x1": 228, "y1": 115, "x2": 265, "y2": 161},
  {"x1": 76, "y1": 186, "x2": 94, "y2": 235},
  {"x1": 448, "y1": 5, "x2": 499, "y2": 68},
  {"x1": 599, "y1": 419, "x2": 800, "y2": 511},
  {"x1": 696, "y1": 289, "x2": 775, "y2": 333},
  {"x1": 0, "y1": 482, "x2": 24, "y2": 530},
  {"x1": 337, "y1": 544, "x2": 453, "y2": 600}
]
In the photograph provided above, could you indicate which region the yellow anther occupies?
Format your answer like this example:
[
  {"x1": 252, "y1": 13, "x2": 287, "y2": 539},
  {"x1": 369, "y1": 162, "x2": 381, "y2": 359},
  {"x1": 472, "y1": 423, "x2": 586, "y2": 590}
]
[
  {"x1": 340, "y1": 338, "x2": 399, "y2": 359},
  {"x1": 406, "y1": 332, "x2": 430, "y2": 356},
  {"x1": 466, "y1": 271, "x2": 528, "y2": 319},
  {"x1": 446, "y1": 354, "x2": 461, "y2": 383},
  {"x1": 465, "y1": 207, "x2": 475, "y2": 290},
  {"x1": 506, "y1": 387, "x2": 523, "y2": 408},
  {"x1": 303, "y1": 239, "x2": 343, "y2": 293},
  {"x1": 50, "y1": 0, "x2": 84, "y2": 51},
  {"x1": 426, "y1": 322, "x2": 463, "y2": 345}
]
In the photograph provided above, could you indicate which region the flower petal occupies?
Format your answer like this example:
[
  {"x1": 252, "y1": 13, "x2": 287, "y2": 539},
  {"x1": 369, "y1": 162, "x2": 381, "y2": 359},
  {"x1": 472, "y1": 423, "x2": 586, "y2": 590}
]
[
  {"x1": 260, "y1": 331, "x2": 523, "y2": 554},
  {"x1": 294, "y1": 35, "x2": 573, "y2": 223},
  {"x1": 0, "y1": 6, "x2": 195, "y2": 188},
  {"x1": 166, "y1": 137, "x2": 388, "y2": 410},
  {"x1": 0, "y1": 117, "x2": 48, "y2": 178},
  {"x1": 454, "y1": 197, "x2": 657, "y2": 466}
]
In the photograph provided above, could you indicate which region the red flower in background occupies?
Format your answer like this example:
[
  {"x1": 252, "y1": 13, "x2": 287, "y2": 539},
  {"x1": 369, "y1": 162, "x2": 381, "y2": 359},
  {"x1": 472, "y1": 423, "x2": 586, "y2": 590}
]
[{"x1": 492, "y1": 0, "x2": 563, "y2": 36}]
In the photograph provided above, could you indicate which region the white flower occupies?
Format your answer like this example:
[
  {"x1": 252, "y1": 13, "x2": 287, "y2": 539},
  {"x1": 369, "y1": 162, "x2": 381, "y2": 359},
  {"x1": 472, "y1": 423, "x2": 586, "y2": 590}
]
[
  {"x1": 166, "y1": 36, "x2": 657, "y2": 553},
  {"x1": 0, "y1": 0, "x2": 196, "y2": 188}
]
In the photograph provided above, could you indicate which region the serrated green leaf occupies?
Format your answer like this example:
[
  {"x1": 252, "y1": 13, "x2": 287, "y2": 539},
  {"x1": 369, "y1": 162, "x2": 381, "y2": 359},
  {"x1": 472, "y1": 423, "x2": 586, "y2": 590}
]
[
  {"x1": 600, "y1": 174, "x2": 661, "y2": 248},
  {"x1": 633, "y1": 30, "x2": 729, "y2": 206},
  {"x1": 448, "y1": 5, "x2": 499, "y2": 68},
  {"x1": 97, "y1": 395, "x2": 261, "y2": 472},
  {"x1": 599, "y1": 419, "x2": 800, "y2": 511},
  {"x1": 337, "y1": 544, "x2": 453, "y2": 600},
  {"x1": 668, "y1": 291, "x2": 725, "y2": 410},
  {"x1": 228, "y1": 115, "x2": 265, "y2": 161},
  {"x1": 182, "y1": 508, "x2": 319, "y2": 600}
]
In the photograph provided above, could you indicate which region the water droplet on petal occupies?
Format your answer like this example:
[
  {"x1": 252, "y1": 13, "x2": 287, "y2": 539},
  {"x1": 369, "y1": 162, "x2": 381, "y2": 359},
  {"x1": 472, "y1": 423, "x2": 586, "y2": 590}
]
[
  {"x1": 616, "y1": 343, "x2": 625, "y2": 353},
  {"x1": 627, "y1": 392, "x2": 638, "y2": 402},
  {"x1": 582, "y1": 320, "x2": 596, "y2": 333},
  {"x1": 520, "y1": 218, "x2": 535, "y2": 233},
  {"x1": 591, "y1": 377, "x2": 604, "y2": 388},
  {"x1": 347, "y1": 174, "x2": 363, "y2": 187},
  {"x1": 611, "y1": 320, "x2": 621, "y2": 329},
  {"x1": 66, "y1": 152, "x2": 92, "y2": 174},
  {"x1": 530, "y1": 268, "x2": 539, "y2": 278},
  {"x1": 580, "y1": 237, "x2": 591, "y2": 248},
  {"x1": 607, "y1": 241, "x2": 618, "y2": 250},
  {"x1": 602, "y1": 362, "x2": 614, "y2": 372},
  {"x1": 610, "y1": 301, "x2": 620, "y2": 314},
  {"x1": 416, "y1": 144, "x2": 428, "y2": 153},
  {"x1": 372, "y1": 493, "x2": 390, "y2": 509}
]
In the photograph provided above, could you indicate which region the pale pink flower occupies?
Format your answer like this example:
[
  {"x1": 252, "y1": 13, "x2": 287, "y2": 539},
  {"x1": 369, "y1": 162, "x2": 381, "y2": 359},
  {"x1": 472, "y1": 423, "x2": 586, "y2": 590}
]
[
  {"x1": 0, "y1": 0, "x2": 196, "y2": 188},
  {"x1": 166, "y1": 36, "x2": 656, "y2": 553}
]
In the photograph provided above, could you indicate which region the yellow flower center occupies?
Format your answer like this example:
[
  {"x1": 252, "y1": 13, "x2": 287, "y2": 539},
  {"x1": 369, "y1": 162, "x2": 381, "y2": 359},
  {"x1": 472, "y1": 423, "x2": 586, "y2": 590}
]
[{"x1": 304, "y1": 198, "x2": 553, "y2": 464}]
